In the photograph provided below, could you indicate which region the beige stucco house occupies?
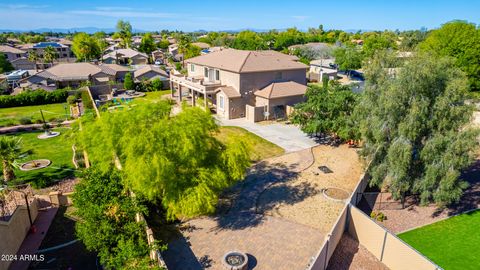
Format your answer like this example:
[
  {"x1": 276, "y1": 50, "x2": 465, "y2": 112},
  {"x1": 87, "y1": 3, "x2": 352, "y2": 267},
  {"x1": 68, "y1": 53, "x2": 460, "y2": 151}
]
[
  {"x1": 170, "y1": 48, "x2": 308, "y2": 121},
  {"x1": 21, "y1": 63, "x2": 129, "y2": 90},
  {"x1": 103, "y1": 48, "x2": 148, "y2": 65},
  {"x1": 0, "y1": 45, "x2": 27, "y2": 62}
]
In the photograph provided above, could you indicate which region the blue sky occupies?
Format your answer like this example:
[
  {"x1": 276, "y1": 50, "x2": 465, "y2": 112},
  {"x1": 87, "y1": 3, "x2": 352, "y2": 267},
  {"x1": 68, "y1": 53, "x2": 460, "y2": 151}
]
[{"x1": 0, "y1": 0, "x2": 478, "y2": 31}]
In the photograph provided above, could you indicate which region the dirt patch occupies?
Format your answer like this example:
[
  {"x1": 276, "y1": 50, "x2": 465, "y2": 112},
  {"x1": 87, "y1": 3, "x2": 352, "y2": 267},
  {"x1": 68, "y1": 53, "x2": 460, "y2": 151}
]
[
  {"x1": 327, "y1": 234, "x2": 388, "y2": 270},
  {"x1": 363, "y1": 158, "x2": 480, "y2": 233},
  {"x1": 257, "y1": 145, "x2": 363, "y2": 233}
]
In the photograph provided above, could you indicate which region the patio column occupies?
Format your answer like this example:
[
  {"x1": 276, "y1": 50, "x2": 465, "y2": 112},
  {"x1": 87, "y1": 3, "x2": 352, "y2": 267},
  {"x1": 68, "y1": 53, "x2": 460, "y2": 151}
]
[
  {"x1": 170, "y1": 81, "x2": 174, "y2": 98},
  {"x1": 177, "y1": 85, "x2": 182, "y2": 102},
  {"x1": 204, "y1": 93, "x2": 208, "y2": 109},
  {"x1": 192, "y1": 91, "x2": 196, "y2": 107}
]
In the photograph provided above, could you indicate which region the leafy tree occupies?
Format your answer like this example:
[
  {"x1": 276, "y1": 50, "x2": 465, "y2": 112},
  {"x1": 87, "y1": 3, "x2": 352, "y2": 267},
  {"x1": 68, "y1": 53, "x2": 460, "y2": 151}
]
[
  {"x1": 0, "y1": 136, "x2": 22, "y2": 182},
  {"x1": 73, "y1": 168, "x2": 159, "y2": 269},
  {"x1": 273, "y1": 28, "x2": 306, "y2": 50},
  {"x1": 116, "y1": 20, "x2": 133, "y2": 48},
  {"x1": 231, "y1": 30, "x2": 265, "y2": 50},
  {"x1": 290, "y1": 83, "x2": 358, "y2": 140},
  {"x1": 355, "y1": 53, "x2": 479, "y2": 206},
  {"x1": 94, "y1": 32, "x2": 109, "y2": 61},
  {"x1": 157, "y1": 39, "x2": 170, "y2": 50},
  {"x1": 27, "y1": 50, "x2": 38, "y2": 71},
  {"x1": 123, "y1": 73, "x2": 134, "y2": 90},
  {"x1": 399, "y1": 29, "x2": 428, "y2": 51},
  {"x1": 139, "y1": 33, "x2": 157, "y2": 58},
  {"x1": 362, "y1": 32, "x2": 397, "y2": 58},
  {"x1": 182, "y1": 45, "x2": 201, "y2": 60},
  {"x1": 419, "y1": 20, "x2": 480, "y2": 91},
  {"x1": 72, "y1": 32, "x2": 101, "y2": 62},
  {"x1": 334, "y1": 46, "x2": 363, "y2": 75},
  {"x1": 149, "y1": 78, "x2": 163, "y2": 91},
  {"x1": 0, "y1": 54, "x2": 13, "y2": 73},
  {"x1": 78, "y1": 103, "x2": 250, "y2": 220},
  {"x1": 43, "y1": 45, "x2": 57, "y2": 67}
]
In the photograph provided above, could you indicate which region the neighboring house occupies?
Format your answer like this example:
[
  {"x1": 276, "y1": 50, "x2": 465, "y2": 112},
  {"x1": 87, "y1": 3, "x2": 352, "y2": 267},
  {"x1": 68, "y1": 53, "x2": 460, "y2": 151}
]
[
  {"x1": 170, "y1": 48, "x2": 308, "y2": 121},
  {"x1": 308, "y1": 58, "x2": 337, "y2": 82},
  {"x1": 134, "y1": 65, "x2": 169, "y2": 88},
  {"x1": 288, "y1": 42, "x2": 333, "y2": 52},
  {"x1": 0, "y1": 45, "x2": 27, "y2": 62},
  {"x1": 27, "y1": 42, "x2": 75, "y2": 61},
  {"x1": 102, "y1": 48, "x2": 148, "y2": 65},
  {"x1": 21, "y1": 62, "x2": 127, "y2": 90},
  {"x1": 11, "y1": 58, "x2": 36, "y2": 70},
  {"x1": 201, "y1": 46, "x2": 225, "y2": 55}
]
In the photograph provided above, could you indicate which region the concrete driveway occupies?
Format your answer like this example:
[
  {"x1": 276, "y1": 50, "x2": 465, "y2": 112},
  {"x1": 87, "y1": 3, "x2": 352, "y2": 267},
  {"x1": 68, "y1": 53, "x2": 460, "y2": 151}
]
[{"x1": 216, "y1": 117, "x2": 318, "y2": 152}]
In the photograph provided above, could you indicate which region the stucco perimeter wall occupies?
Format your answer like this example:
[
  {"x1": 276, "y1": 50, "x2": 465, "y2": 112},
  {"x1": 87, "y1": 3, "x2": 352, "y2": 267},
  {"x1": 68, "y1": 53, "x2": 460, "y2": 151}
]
[
  {"x1": 0, "y1": 199, "x2": 39, "y2": 270},
  {"x1": 348, "y1": 206, "x2": 440, "y2": 270}
]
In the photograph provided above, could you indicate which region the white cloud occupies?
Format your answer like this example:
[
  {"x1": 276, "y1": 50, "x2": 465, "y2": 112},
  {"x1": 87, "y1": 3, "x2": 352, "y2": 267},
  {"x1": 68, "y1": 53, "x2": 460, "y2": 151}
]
[{"x1": 3, "y1": 4, "x2": 49, "y2": 9}]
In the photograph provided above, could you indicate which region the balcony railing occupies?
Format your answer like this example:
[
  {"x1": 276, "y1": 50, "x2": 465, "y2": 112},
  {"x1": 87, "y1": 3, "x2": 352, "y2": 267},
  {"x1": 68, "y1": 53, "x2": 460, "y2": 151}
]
[{"x1": 170, "y1": 74, "x2": 222, "y2": 94}]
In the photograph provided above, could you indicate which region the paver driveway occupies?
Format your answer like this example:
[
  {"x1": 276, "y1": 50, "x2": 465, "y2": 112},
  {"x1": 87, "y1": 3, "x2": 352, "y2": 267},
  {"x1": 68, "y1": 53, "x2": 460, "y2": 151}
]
[
  {"x1": 162, "y1": 149, "x2": 326, "y2": 270},
  {"x1": 216, "y1": 117, "x2": 318, "y2": 152}
]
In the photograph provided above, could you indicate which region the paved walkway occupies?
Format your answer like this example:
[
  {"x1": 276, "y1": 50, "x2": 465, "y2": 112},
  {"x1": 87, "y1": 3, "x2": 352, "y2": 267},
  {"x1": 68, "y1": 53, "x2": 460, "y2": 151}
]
[
  {"x1": 216, "y1": 117, "x2": 318, "y2": 152},
  {"x1": 9, "y1": 206, "x2": 58, "y2": 270},
  {"x1": 0, "y1": 120, "x2": 75, "y2": 134},
  {"x1": 163, "y1": 149, "x2": 325, "y2": 270}
]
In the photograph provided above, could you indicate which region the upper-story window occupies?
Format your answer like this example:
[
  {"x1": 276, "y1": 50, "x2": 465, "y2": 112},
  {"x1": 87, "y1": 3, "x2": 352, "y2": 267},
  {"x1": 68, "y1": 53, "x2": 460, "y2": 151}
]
[
  {"x1": 275, "y1": 72, "x2": 283, "y2": 80},
  {"x1": 204, "y1": 67, "x2": 208, "y2": 77},
  {"x1": 215, "y1": 70, "x2": 220, "y2": 81},
  {"x1": 16, "y1": 54, "x2": 21, "y2": 58},
  {"x1": 190, "y1": 64, "x2": 195, "y2": 72}
]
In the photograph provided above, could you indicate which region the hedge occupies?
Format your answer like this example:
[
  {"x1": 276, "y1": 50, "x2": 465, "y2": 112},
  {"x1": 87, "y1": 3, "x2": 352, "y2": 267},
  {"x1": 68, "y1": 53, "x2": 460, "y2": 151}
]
[{"x1": 0, "y1": 89, "x2": 68, "y2": 108}]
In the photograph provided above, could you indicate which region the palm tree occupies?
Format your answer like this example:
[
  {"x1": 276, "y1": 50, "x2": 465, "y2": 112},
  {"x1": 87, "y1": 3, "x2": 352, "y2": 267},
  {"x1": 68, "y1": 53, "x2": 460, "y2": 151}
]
[
  {"x1": 43, "y1": 46, "x2": 58, "y2": 67},
  {"x1": 0, "y1": 136, "x2": 22, "y2": 183},
  {"x1": 28, "y1": 51, "x2": 39, "y2": 72}
]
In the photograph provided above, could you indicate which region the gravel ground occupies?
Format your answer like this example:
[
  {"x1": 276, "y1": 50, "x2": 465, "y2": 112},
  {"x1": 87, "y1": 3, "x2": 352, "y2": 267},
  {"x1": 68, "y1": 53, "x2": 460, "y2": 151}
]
[
  {"x1": 327, "y1": 234, "x2": 389, "y2": 270},
  {"x1": 257, "y1": 145, "x2": 363, "y2": 233},
  {"x1": 366, "y1": 158, "x2": 480, "y2": 233}
]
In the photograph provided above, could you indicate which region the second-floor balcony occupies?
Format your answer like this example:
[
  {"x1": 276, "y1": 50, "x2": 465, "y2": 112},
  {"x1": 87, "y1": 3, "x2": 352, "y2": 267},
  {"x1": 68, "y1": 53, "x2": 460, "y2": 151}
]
[{"x1": 170, "y1": 73, "x2": 223, "y2": 94}]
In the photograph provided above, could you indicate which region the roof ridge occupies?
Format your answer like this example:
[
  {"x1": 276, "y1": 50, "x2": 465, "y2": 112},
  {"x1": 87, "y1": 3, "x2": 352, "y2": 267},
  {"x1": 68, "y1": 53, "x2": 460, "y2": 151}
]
[{"x1": 238, "y1": 51, "x2": 252, "y2": 73}]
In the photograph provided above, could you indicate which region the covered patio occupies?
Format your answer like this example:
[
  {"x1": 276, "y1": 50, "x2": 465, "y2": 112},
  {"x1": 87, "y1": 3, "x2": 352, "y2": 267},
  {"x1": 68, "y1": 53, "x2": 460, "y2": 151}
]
[{"x1": 169, "y1": 73, "x2": 222, "y2": 108}]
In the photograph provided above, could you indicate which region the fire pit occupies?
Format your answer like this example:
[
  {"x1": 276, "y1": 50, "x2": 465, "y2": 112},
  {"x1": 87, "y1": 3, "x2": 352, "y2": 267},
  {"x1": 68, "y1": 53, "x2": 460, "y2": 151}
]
[
  {"x1": 19, "y1": 159, "x2": 51, "y2": 171},
  {"x1": 37, "y1": 131, "x2": 60, "y2": 139},
  {"x1": 222, "y1": 251, "x2": 248, "y2": 270}
]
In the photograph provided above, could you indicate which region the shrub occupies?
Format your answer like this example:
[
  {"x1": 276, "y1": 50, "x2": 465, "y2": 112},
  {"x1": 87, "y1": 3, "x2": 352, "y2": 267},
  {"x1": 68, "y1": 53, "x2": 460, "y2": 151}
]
[
  {"x1": 370, "y1": 211, "x2": 387, "y2": 222},
  {"x1": 67, "y1": 95, "x2": 77, "y2": 105},
  {"x1": 19, "y1": 117, "x2": 32, "y2": 125},
  {"x1": 150, "y1": 78, "x2": 163, "y2": 91},
  {"x1": 124, "y1": 73, "x2": 134, "y2": 90},
  {"x1": 0, "y1": 89, "x2": 68, "y2": 108},
  {"x1": 81, "y1": 90, "x2": 94, "y2": 109}
]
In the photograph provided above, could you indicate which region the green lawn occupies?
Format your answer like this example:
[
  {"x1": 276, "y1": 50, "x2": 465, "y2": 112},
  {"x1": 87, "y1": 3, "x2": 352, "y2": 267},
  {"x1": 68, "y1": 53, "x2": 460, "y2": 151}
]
[
  {"x1": 0, "y1": 103, "x2": 69, "y2": 127},
  {"x1": 398, "y1": 210, "x2": 480, "y2": 270},
  {"x1": 216, "y1": 126, "x2": 285, "y2": 161},
  {"x1": 130, "y1": 90, "x2": 171, "y2": 105},
  {"x1": 1, "y1": 127, "x2": 76, "y2": 188}
]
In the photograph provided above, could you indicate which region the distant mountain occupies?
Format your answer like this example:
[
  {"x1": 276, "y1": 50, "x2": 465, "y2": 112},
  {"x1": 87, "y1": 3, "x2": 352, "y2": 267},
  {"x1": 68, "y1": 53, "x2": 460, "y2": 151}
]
[{"x1": 0, "y1": 27, "x2": 148, "y2": 34}]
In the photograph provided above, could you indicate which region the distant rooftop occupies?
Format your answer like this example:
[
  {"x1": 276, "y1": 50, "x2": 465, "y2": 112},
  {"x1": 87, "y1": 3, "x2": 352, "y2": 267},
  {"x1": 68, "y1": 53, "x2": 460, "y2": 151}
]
[{"x1": 33, "y1": 42, "x2": 67, "y2": 48}]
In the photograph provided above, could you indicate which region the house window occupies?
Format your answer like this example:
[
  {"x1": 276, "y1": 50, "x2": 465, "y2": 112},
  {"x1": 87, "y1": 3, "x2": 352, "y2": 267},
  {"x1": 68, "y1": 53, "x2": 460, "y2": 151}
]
[
  {"x1": 219, "y1": 95, "x2": 224, "y2": 110},
  {"x1": 275, "y1": 72, "x2": 282, "y2": 80},
  {"x1": 215, "y1": 70, "x2": 220, "y2": 81},
  {"x1": 190, "y1": 64, "x2": 195, "y2": 72},
  {"x1": 204, "y1": 67, "x2": 208, "y2": 77},
  {"x1": 16, "y1": 54, "x2": 21, "y2": 58}
]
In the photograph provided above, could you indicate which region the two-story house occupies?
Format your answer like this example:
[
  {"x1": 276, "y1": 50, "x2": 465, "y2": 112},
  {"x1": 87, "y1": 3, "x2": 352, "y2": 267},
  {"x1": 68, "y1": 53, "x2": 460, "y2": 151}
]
[{"x1": 169, "y1": 49, "x2": 308, "y2": 121}]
